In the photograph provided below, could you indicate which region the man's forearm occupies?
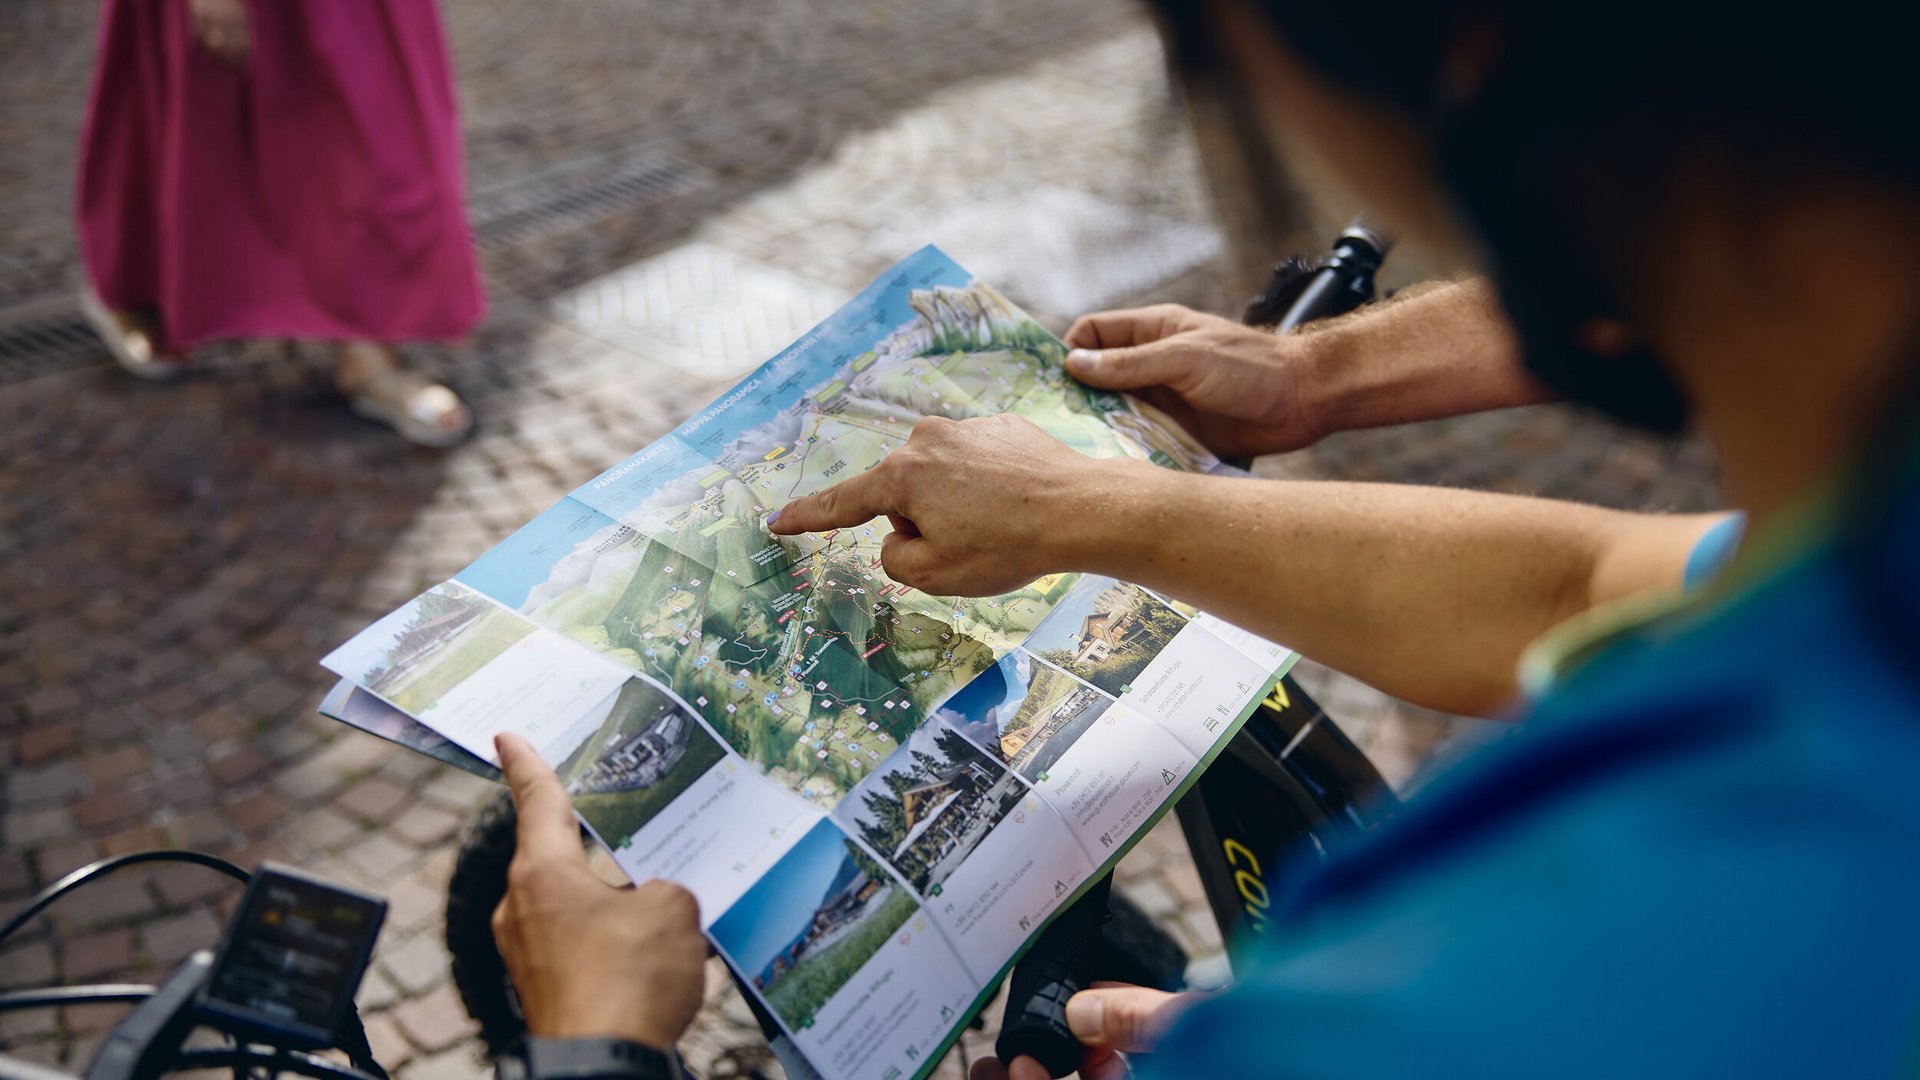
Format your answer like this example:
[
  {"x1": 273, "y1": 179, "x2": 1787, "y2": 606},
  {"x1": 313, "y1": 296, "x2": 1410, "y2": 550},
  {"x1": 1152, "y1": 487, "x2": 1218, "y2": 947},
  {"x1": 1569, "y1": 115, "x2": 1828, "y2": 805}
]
[
  {"x1": 1068, "y1": 460, "x2": 1716, "y2": 717},
  {"x1": 1298, "y1": 277, "x2": 1553, "y2": 436}
]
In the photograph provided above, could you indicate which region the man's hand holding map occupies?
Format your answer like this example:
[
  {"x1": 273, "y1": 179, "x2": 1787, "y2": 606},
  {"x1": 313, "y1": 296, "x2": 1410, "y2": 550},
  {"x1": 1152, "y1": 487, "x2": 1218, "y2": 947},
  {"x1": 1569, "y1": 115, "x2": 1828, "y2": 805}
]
[{"x1": 319, "y1": 247, "x2": 1296, "y2": 1080}]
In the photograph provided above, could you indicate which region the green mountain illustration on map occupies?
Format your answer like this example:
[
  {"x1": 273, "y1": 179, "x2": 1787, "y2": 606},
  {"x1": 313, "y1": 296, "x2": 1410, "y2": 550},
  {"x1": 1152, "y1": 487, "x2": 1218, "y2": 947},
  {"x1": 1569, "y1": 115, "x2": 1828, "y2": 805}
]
[{"x1": 490, "y1": 275, "x2": 1212, "y2": 809}]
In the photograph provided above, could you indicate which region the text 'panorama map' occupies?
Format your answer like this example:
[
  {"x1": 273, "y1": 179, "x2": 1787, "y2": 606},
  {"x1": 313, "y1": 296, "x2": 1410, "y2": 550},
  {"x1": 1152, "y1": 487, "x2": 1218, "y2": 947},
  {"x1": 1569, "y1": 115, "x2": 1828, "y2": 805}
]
[{"x1": 320, "y1": 247, "x2": 1295, "y2": 1080}]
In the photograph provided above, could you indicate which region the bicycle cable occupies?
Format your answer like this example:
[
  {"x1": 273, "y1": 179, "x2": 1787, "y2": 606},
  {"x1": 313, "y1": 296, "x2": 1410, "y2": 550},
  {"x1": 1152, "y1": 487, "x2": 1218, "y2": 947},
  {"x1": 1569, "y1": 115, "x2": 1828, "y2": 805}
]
[{"x1": 0, "y1": 850, "x2": 248, "y2": 949}]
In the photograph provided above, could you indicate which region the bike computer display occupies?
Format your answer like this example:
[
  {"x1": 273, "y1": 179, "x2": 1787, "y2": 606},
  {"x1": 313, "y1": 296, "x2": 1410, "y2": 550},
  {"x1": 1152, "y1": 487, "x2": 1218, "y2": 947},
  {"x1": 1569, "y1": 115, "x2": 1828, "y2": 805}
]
[{"x1": 198, "y1": 863, "x2": 387, "y2": 1047}]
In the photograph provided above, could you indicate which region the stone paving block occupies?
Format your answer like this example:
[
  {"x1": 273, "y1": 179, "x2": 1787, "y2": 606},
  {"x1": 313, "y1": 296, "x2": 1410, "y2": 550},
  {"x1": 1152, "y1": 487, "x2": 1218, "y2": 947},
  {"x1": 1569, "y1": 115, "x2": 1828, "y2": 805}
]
[
  {"x1": 380, "y1": 934, "x2": 453, "y2": 997},
  {"x1": 223, "y1": 790, "x2": 290, "y2": 837},
  {"x1": 80, "y1": 746, "x2": 150, "y2": 788},
  {"x1": 164, "y1": 809, "x2": 234, "y2": 852},
  {"x1": 4, "y1": 760, "x2": 86, "y2": 806},
  {"x1": 418, "y1": 770, "x2": 499, "y2": 815},
  {"x1": 0, "y1": 1002, "x2": 59, "y2": 1042},
  {"x1": 345, "y1": 833, "x2": 418, "y2": 881},
  {"x1": 269, "y1": 755, "x2": 352, "y2": 804},
  {"x1": 33, "y1": 839, "x2": 102, "y2": 883},
  {"x1": 391, "y1": 983, "x2": 480, "y2": 1054},
  {"x1": 140, "y1": 906, "x2": 223, "y2": 969},
  {"x1": 399, "y1": 1044, "x2": 491, "y2": 1080},
  {"x1": 142, "y1": 684, "x2": 203, "y2": 719},
  {"x1": 22, "y1": 685, "x2": 83, "y2": 720},
  {"x1": 383, "y1": 874, "x2": 448, "y2": 936},
  {"x1": 0, "y1": 1038, "x2": 62, "y2": 1068},
  {"x1": 285, "y1": 805, "x2": 364, "y2": 855},
  {"x1": 0, "y1": 940, "x2": 57, "y2": 989},
  {"x1": 150, "y1": 864, "x2": 235, "y2": 910},
  {"x1": 46, "y1": 874, "x2": 152, "y2": 935},
  {"x1": 309, "y1": 734, "x2": 398, "y2": 780},
  {"x1": 99, "y1": 824, "x2": 169, "y2": 857},
  {"x1": 0, "y1": 856, "x2": 32, "y2": 899},
  {"x1": 65, "y1": 1033, "x2": 109, "y2": 1069},
  {"x1": 338, "y1": 775, "x2": 414, "y2": 822},
  {"x1": 363, "y1": 1011, "x2": 417, "y2": 1072},
  {"x1": 5, "y1": 806, "x2": 76, "y2": 849},
  {"x1": 14, "y1": 733, "x2": 79, "y2": 778},
  {"x1": 357, "y1": 965, "x2": 403, "y2": 1012},
  {"x1": 60, "y1": 928, "x2": 135, "y2": 982},
  {"x1": 390, "y1": 804, "x2": 464, "y2": 849},
  {"x1": 1116, "y1": 875, "x2": 1180, "y2": 920},
  {"x1": 206, "y1": 746, "x2": 272, "y2": 787},
  {"x1": 378, "y1": 752, "x2": 444, "y2": 785}
]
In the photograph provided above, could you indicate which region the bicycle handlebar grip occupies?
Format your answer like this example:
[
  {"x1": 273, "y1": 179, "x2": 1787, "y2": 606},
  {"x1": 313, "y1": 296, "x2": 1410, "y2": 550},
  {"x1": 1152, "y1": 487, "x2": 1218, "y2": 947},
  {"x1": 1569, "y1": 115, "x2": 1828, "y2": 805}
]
[{"x1": 994, "y1": 875, "x2": 1113, "y2": 1078}]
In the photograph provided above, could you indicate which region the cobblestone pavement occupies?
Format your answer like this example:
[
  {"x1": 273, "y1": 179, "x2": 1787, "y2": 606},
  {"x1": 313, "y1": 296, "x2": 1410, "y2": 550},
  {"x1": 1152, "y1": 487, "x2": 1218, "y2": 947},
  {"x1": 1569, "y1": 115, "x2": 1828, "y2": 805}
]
[{"x1": 0, "y1": 2, "x2": 1721, "y2": 1077}]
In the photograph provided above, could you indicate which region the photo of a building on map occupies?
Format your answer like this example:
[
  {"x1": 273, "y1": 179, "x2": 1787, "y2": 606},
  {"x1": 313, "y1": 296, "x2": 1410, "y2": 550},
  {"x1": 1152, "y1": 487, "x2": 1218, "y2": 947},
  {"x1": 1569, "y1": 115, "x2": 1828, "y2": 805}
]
[
  {"x1": 709, "y1": 819, "x2": 919, "y2": 1031},
  {"x1": 832, "y1": 720, "x2": 1027, "y2": 896},
  {"x1": 325, "y1": 581, "x2": 533, "y2": 717},
  {"x1": 558, "y1": 677, "x2": 727, "y2": 850},
  {"x1": 934, "y1": 650, "x2": 1114, "y2": 781},
  {"x1": 1023, "y1": 578, "x2": 1188, "y2": 698}
]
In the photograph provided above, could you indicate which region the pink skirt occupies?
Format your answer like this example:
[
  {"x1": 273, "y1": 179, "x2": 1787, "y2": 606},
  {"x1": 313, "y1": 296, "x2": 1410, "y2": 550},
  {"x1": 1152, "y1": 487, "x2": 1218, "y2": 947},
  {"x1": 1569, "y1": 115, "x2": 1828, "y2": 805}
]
[{"x1": 77, "y1": 0, "x2": 486, "y2": 353}]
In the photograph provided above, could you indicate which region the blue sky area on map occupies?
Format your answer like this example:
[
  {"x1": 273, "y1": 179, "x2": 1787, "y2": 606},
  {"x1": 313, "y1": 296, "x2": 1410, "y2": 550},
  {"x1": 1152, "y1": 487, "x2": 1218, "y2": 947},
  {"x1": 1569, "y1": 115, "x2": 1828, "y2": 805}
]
[
  {"x1": 457, "y1": 246, "x2": 975, "y2": 621},
  {"x1": 708, "y1": 818, "x2": 863, "y2": 978},
  {"x1": 454, "y1": 497, "x2": 624, "y2": 612}
]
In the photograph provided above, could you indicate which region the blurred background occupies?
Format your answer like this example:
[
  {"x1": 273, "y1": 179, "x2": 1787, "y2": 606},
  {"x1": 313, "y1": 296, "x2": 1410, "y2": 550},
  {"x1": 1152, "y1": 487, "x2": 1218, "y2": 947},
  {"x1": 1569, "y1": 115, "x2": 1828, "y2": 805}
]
[{"x1": 0, "y1": 2, "x2": 1720, "y2": 1076}]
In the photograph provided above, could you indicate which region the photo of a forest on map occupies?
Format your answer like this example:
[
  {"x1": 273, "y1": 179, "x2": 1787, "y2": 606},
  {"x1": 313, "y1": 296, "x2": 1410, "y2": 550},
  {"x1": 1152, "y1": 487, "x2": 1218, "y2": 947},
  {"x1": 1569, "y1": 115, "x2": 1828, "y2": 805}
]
[
  {"x1": 709, "y1": 820, "x2": 919, "y2": 1030},
  {"x1": 558, "y1": 677, "x2": 727, "y2": 849},
  {"x1": 1022, "y1": 578, "x2": 1188, "y2": 698},
  {"x1": 832, "y1": 721, "x2": 1026, "y2": 896}
]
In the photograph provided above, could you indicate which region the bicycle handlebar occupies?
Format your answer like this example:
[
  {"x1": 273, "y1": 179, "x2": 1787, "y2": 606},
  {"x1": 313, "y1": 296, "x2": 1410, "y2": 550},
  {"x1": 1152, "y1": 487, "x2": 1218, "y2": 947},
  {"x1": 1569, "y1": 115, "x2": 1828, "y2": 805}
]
[{"x1": 0, "y1": 854, "x2": 389, "y2": 1080}]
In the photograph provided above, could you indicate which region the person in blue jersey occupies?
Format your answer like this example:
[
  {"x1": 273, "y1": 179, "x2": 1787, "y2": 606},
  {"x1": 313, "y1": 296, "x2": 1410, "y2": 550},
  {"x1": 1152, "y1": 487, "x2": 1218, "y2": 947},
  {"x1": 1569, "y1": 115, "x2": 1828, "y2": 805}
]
[{"x1": 479, "y1": 2, "x2": 1920, "y2": 1078}]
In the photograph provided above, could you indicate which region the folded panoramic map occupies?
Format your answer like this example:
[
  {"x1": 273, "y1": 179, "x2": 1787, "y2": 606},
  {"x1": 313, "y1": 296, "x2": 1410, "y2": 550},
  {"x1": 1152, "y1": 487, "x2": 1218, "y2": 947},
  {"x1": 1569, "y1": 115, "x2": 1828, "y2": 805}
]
[{"x1": 320, "y1": 247, "x2": 1295, "y2": 1080}]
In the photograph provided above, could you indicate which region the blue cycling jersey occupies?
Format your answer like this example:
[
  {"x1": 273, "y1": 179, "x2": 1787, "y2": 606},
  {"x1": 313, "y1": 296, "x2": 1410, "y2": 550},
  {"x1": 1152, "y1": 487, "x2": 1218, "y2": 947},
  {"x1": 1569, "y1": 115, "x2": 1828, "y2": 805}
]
[{"x1": 1146, "y1": 493, "x2": 1920, "y2": 1077}]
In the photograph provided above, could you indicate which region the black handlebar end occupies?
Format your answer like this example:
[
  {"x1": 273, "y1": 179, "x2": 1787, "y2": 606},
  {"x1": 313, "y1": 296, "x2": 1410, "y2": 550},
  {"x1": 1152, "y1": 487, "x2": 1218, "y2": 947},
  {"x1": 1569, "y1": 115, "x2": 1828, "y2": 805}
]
[{"x1": 993, "y1": 876, "x2": 1113, "y2": 1078}]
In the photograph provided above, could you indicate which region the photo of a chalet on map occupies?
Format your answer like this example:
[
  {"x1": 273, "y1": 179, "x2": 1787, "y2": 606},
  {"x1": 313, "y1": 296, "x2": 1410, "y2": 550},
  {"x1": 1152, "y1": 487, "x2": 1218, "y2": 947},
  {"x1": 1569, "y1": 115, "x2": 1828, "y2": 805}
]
[
  {"x1": 709, "y1": 819, "x2": 920, "y2": 1030},
  {"x1": 1023, "y1": 577, "x2": 1187, "y2": 698},
  {"x1": 832, "y1": 720, "x2": 1027, "y2": 896}
]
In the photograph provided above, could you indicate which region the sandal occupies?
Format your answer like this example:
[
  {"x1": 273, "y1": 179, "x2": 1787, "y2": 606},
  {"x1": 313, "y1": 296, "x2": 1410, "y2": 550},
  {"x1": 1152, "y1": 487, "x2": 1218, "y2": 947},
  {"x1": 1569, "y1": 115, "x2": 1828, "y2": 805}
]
[
  {"x1": 343, "y1": 366, "x2": 475, "y2": 448},
  {"x1": 79, "y1": 286, "x2": 188, "y2": 381}
]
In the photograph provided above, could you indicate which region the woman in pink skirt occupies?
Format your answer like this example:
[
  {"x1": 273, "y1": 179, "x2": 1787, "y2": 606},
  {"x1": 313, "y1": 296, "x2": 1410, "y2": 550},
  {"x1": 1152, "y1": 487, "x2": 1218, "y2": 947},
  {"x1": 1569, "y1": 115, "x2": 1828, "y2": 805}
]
[{"x1": 77, "y1": 0, "x2": 485, "y2": 447}]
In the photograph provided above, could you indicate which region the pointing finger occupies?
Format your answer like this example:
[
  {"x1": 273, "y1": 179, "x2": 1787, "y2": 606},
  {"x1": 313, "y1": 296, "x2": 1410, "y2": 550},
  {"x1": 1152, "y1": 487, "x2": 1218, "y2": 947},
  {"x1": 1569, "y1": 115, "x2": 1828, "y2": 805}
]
[
  {"x1": 770, "y1": 468, "x2": 898, "y2": 535},
  {"x1": 496, "y1": 733, "x2": 587, "y2": 868}
]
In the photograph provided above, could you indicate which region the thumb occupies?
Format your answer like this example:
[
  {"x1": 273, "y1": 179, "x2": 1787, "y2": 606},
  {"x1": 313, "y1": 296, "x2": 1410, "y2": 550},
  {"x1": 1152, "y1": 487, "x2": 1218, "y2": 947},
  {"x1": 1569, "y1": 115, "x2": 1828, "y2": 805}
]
[
  {"x1": 1065, "y1": 986, "x2": 1193, "y2": 1053},
  {"x1": 1065, "y1": 342, "x2": 1186, "y2": 392},
  {"x1": 770, "y1": 469, "x2": 895, "y2": 535}
]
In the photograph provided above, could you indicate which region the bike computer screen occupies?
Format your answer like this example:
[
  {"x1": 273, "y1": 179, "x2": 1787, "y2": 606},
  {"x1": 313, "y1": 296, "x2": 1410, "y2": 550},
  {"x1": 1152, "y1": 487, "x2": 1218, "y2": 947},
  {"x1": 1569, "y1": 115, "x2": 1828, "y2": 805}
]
[{"x1": 199, "y1": 863, "x2": 387, "y2": 1047}]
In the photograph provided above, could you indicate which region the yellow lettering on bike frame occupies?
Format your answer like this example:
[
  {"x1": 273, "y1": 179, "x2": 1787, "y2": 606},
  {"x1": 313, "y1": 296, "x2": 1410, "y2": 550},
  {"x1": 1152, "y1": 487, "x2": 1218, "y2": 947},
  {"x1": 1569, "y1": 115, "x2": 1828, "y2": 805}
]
[
  {"x1": 1223, "y1": 838, "x2": 1261, "y2": 875},
  {"x1": 1264, "y1": 682, "x2": 1291, "y2": 711}
]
